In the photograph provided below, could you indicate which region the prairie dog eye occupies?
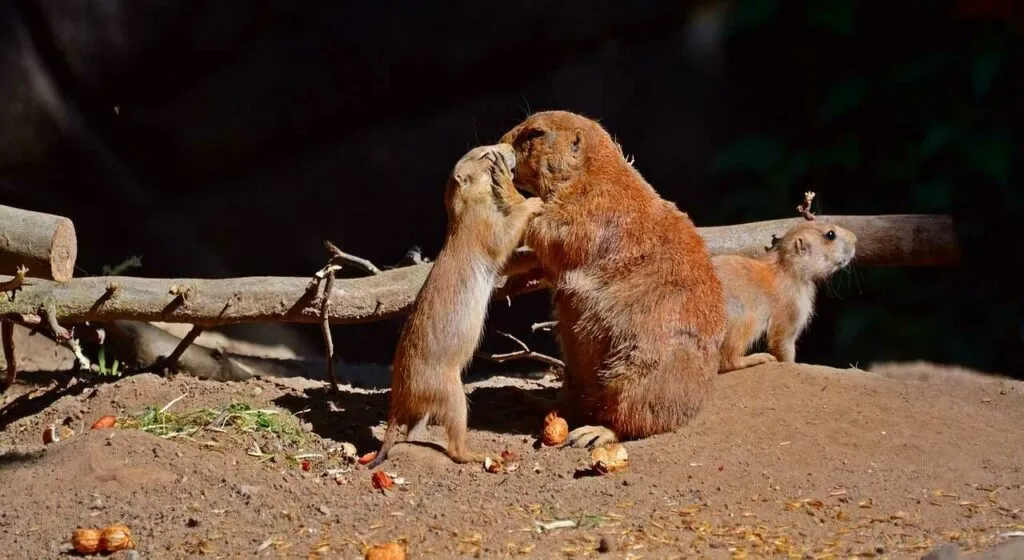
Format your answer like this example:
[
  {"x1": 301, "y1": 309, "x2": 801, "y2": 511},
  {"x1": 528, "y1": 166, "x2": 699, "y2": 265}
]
[
  {"x1": 522, "y1": 129, "x2": 545, "y2": 141},
  {"x1": 824, "y1": 230, "x2": 836, "y2": 241}
]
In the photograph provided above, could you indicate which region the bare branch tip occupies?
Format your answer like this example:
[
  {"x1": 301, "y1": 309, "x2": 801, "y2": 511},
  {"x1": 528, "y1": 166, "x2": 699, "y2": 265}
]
[
  {"x1": 796, "y1": 191, "x2": 817, "y2": 221},
  {"x1": 1, "y1": 265, "x2": 29, "y2": 296},
  {"x1": 531, "y1": 321, "x2": 557, "y2": 332},
  {"x1": 323, "y1": 239, "x2": 382, "y2": 276}
]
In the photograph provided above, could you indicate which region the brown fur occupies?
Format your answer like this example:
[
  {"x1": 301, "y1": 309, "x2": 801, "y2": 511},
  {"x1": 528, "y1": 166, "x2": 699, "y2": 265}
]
[
  {"x1": 498, "y1": 110, "x2": 726, "y2": 449},
  {"x1": 714, "y1": 221, "x2": 857, "y2": 373},
  {"x1": 367, "y1": 144, "x2": 543, "y2": 468}
]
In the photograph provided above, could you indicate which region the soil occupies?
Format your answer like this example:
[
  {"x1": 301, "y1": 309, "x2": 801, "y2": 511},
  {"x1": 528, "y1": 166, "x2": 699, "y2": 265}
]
[{"x1": 2, "y1": 324, "x2": 1023, "y2": 560}]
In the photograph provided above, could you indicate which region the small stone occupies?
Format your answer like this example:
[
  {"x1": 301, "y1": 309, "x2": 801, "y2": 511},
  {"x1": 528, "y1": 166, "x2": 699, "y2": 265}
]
[
  {"x1": 125, "y1": 550, "x2": 142, "y2": 560},
  {"x1": 318, "y1": 505, "x2": 331, "y2": 516},
  {"x1": 90, "y1": 498, "x2": 103, "y2": 509},
  {"x1": 597, "y1": 536, "x2": 614, "y2": 553}
]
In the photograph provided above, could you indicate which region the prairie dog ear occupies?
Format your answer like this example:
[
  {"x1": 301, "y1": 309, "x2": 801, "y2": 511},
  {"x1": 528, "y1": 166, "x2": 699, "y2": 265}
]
[
  {"x1": 793, "y1": 236, "x2": 807, "y2": 254},
  {"x1": 454, "y1": 172, "x2": 467, "y2": 188},
  {"x1": 571, "y1": 129, "x2": 584, "y2": 153}
]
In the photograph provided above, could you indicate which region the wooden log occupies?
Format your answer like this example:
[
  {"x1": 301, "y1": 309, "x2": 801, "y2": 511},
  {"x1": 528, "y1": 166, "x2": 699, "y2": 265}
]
[
  {"x1": 699, "y1": 214, "x2": 959, "y2": 266},
  {"x1": 0, "y1": 204, "x2": 78, "y2": 282},
  {"x1": 0, "y1": 214, "x2": 958, "y2": 326}
]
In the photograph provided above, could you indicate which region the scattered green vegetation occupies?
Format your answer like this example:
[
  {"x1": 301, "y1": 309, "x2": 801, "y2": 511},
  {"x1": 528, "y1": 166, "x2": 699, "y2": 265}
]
[
  {"x1": 118, "y1": 400, "x2": 313, "y2": 464},
  {"x1": 94, "y1": 344, "x2": 122, "y2": 377}
]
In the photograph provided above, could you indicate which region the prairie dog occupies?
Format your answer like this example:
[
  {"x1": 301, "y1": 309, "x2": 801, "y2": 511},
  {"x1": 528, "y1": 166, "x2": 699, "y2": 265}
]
[
  {"x1": 498, "y1": 110, "x2": 726, "y2": 449},
  {"x1": 714, "y1": 221, "x2": 857, "y2": 373},
  {"x1": 367, "y1": 144, "x2": 543, "y2": 468}
]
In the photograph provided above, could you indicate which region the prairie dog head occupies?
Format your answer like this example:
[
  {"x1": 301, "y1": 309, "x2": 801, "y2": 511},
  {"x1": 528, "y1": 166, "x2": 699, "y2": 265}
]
[
  {"x1": 498, "y1": 110, "x2": 618, "y2": 200},
  {"x1": 444, "y1": 143, "x2": 517, "y2": 220},
  {"x1": 774, "y1": 221, "x2": 857, "y2": 281}
]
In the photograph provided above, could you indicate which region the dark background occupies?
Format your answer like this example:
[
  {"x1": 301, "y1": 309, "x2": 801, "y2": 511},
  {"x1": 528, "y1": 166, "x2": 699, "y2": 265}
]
[{"x1": 1, "y1": 0, "x2": 1021, "y2": 378}]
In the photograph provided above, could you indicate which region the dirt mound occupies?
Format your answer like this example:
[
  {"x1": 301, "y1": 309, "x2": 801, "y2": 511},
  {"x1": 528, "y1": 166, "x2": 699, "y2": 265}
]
[{"x1": 2, "y1": 361, "x2": 1023, "y2": 559}]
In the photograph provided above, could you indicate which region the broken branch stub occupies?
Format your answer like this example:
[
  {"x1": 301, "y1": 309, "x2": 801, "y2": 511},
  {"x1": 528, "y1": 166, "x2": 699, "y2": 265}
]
[
  {"x1": 0, "y1": 214, "x2": 958, "y2": 326},
  {"x1": 0, "y1": 204, "x2": 78, "y2": 282}
]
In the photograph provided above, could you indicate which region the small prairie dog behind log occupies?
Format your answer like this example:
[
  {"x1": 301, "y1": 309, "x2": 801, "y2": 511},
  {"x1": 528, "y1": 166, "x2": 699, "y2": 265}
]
[
  {"x1": 714, "y1": 220, "x2": 857, "y2": 373},
  {"x1": 367, "y1": 143, "x2": 543, "y2": 469}
]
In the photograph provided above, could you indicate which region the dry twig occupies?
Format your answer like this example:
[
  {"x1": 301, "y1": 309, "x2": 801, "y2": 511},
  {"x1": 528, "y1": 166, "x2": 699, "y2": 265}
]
[
  {"x1": 163, "y1": 325, "x2": 205, "y2": 370},
  {"x1": 40, "y1": 302, "x2": 93, "y2": 370},
  {"x1": 2, "y1": 320, "x2": 15, "y2": 390},
  {"x1": 314, "y1": 261, "x2": 343, "y2": 394},
  {"x1": 476, "y1": 331, "x2": 566, "y2": 369},
  {"x1": 128, "y1": 324, "x2": 205, "y2": 375},
  {"x1": 0, "y1": 265, "x2": 29, "y2": 298},
  {"x1": 324, "y1": 240, "x2": 381, "y2": 275},
  {"x1": 797, "y1": 191, "x2": 817, "y2": 221},
  {"x1": 531, "y1": 321, "x2": 557, "y2": 332}
]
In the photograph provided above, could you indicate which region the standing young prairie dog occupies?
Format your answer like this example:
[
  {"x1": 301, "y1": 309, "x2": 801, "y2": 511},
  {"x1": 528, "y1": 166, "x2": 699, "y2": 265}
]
[
  {"x1": 714, "y1": 220, "x2": 857, "y2": 373},
  {"x1": 367, "y1": 143, "x2": 544, "y2": 468}
]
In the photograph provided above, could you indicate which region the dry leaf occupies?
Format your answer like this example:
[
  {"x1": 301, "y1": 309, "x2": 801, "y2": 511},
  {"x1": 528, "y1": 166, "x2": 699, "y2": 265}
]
[
  {"x1": 365, "y1": 541, "x2": 405, "y2": 560},
  {"x1": 678, "y1": 505, "x2": 702, "y2": 516}
]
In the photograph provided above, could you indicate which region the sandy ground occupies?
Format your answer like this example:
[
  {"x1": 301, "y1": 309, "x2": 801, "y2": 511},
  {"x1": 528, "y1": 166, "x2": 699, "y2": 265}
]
[{"x1": 2, "y1": 325, "x2": 1023, "y2": 559}]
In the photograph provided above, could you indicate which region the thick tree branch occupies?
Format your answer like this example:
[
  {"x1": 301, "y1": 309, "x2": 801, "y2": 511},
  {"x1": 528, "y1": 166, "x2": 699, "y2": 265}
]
[
  {"x1": 0, "y1": 214, "x2": 958, "y2": 326},
  {"x1": 699, "y1": 214, "x2": 957, "y2": 266},
  {"x1": 0, "y1": 205, "x2": 78, "y2": 282}
]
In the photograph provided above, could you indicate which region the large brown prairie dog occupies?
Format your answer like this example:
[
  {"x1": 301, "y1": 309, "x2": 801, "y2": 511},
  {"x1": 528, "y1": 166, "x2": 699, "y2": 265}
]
[
  {"x1": 367, "y1": 143, "x2": 543, "y2": 468},
  {"x1": 498, "y1": 110, "x2": 726, "y2": 449},
  {"x1": 714, "y1": 220, "x2": 857, "y2": 373}
]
